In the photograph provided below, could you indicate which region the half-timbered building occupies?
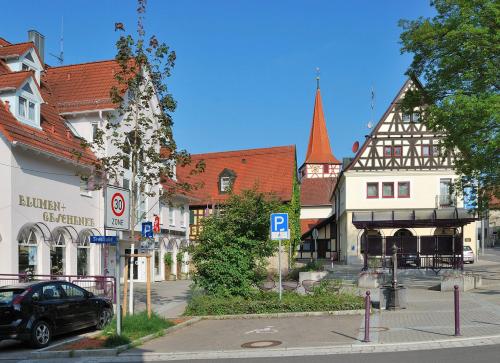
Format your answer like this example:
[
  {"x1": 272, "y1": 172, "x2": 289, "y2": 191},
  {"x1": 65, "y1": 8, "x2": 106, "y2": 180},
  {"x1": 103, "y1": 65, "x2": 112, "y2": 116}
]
[{"x1": 333, "y1": 77, "x2": 477, "y2": 266}]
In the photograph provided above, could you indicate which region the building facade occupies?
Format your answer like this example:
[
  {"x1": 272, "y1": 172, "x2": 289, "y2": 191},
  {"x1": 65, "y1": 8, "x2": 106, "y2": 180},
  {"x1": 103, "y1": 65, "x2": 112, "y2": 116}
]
[
  {"x1": 0, "y1": 32, "x2": 189, "y2": 282},
  {"x1": 333, "y1": 78, "x2": 477, "y2": 265}
]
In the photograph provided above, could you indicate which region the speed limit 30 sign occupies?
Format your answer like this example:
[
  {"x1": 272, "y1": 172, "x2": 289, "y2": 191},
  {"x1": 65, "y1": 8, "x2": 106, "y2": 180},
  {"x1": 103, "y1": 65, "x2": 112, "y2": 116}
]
[{"x1": 105, "y1": 185, "x2": 130, "y2": 230}]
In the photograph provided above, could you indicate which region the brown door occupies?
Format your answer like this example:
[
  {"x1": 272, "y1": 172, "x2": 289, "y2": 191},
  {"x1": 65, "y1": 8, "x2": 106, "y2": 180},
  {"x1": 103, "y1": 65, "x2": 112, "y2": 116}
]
[{"x1": 317, "y1": 240, "x2": 327, "y2": 259}]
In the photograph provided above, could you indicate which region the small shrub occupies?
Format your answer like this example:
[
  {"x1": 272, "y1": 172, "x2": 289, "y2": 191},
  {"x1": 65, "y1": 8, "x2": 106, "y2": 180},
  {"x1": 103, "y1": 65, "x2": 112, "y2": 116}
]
[
  {"x1": 185, "y1": 290, "x2": 363, "y2": 316},
  {"x1": 103, "y1": 334, "x2": 131, "y2": 348}
]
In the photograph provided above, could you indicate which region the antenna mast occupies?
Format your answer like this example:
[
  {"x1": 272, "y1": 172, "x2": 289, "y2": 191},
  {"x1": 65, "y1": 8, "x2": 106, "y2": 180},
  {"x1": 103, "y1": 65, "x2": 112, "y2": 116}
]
[
  {"x1": 50, "y1": 17, "x2": 64, "y2": 65},
  {"x1": 367, "y1": 85, "x2": 375, "y2": 129}
]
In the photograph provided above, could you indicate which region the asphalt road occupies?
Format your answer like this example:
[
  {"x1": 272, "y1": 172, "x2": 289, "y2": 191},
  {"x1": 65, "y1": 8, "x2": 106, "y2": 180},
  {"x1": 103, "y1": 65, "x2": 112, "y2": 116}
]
[{"x1": 12, "y1": 344, "x2": 499, "y2": 363}]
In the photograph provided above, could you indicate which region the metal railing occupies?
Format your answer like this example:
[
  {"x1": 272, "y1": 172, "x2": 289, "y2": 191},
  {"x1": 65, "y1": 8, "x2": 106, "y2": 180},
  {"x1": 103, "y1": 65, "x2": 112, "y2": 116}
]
[
  {"x1": 0, "y1": 273, "x2": 115, "y2": 302},
  {"x1": 436, "y1": 194, "x2": 457, "y2": 208}
]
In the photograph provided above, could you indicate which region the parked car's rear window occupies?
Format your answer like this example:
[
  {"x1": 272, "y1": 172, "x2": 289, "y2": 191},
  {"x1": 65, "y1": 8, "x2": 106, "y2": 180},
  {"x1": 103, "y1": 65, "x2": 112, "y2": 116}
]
[
  {"x1": 0, "y1": 289, "x2": 24, "y2": 305},
  {"x1": 464, "y1": 246, "x2": 472, "y2": 251}
]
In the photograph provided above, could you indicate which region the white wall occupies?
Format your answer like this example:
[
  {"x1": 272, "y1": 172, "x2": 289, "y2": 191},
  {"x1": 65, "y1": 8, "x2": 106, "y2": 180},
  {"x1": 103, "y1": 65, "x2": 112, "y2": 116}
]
[{"x1": 300, "y1": 206, "x2": 333, "y2": 219}]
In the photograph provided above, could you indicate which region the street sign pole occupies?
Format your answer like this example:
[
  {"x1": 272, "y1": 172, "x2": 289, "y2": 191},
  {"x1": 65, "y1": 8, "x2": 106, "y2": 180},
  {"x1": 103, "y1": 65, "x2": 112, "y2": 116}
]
[
  {"x1": 278, "y1": 239, "x2": 282, "y2": 301},
  {"x1": 115, "y1": 240, "x2": 121, "y2": 335},
  {"x1": 129, "y1": 243, "x2": 134, "y2": 315}
]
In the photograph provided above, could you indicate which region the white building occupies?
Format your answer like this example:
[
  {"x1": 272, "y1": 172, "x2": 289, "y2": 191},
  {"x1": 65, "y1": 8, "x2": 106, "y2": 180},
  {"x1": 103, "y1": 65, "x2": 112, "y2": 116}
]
[{"x1": 0, "y1": 31, "x2": 189, "y2": 282}]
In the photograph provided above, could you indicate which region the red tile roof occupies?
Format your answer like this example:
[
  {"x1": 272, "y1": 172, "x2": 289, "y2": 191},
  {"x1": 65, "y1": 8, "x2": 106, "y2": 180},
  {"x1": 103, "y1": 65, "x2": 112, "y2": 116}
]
[
  {"x1": 300, "y1": 218, "x2": 323, "y2": 235},
  {"x1": 0, "y1": 42, "x2": 33, "y2": 59},
  {"x1": 300, "y1": 177, "x2": 337, "y2": 206},
  {"x1": 45, "y1": 60, "x2": 122, "y2": 113},
  {"x1": 304, "y1": 88, "x2": 340, "y2": 164},
  {"x1": 0, "y1": 38, "x2": 11, "y2": 47},
  {"x1": 0, "y1": 49, "x2": 96, "y2": 165},
  {"x1": 176, "y1": 145, "x2": 297, "y2": 206},
  {"x1": 0, "y1": 71, "x2": 32, "y2": 92}
]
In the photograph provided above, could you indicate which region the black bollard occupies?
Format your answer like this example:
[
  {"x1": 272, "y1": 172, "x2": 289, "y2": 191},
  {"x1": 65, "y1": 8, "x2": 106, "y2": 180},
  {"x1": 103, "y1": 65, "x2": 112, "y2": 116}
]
[
  {"x1": 364, "y1": 291, "x2": 371, "y2": 342},
  {"x1": 454, "y1": 285, "x2": 461, "y2": 336}
]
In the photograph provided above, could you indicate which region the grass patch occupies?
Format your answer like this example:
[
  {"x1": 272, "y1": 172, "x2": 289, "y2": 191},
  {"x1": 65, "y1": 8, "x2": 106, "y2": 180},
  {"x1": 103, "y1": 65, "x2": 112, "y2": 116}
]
[
  {"x1": 102, "y1": 311, "x2": 173, "y2": 347},
  {"x1": 184, "y1": 290, "x2": 364, "y2": 316}
]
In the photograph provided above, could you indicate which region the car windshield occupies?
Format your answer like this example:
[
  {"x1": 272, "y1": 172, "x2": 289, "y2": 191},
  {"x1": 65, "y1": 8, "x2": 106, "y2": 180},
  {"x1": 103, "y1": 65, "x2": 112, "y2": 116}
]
[
  {"x1": 464, "y1": 246, "x2": 472, "y2": 251},
  {"x1": 0, "y1": 289, "x2": 24, "y2": 305}
]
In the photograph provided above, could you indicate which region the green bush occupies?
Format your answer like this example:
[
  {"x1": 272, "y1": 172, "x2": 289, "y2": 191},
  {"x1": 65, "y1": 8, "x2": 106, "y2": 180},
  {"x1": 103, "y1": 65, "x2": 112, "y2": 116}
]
[
  {"x1": 102, "y1": 311, "x2": 173, "y2": 346},
  {"x1": 164, "y1": 252, "x2": 173, "y2": 266},
  {"x1": 184, "y1": 290, "x2": 363, "y2": 316},
  {"x1": 286, "y1": 261, "x2": 325, "y2": 281}
]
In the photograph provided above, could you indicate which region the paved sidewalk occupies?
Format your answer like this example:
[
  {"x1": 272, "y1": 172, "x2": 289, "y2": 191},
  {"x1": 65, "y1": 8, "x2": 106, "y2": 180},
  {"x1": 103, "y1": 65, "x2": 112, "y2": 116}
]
[{"x1": 121, "y1": 279, "x2": 192, "y2": 318}]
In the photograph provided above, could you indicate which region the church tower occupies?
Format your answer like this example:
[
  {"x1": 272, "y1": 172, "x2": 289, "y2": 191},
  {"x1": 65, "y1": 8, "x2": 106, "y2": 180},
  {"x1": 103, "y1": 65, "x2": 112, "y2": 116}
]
[{"x1": 299, "y1": 79, "x2": 341, "y2": 179}]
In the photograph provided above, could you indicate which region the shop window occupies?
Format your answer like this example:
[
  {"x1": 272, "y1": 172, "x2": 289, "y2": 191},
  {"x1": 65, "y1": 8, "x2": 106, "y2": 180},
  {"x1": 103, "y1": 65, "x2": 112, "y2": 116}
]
[
  {"x1": 50, "y1": 233, "x2": 66, "y2": 276},
  {"x1": 382, "y1": 182, "x2": 394, "y2": 198},
  {"x1": 77, "y1": 238, "x2": 90, "y2": 276},
  {"x1": 18, "y1": 228, "x2": 38, "y2": 275},
  {"x1": 367, "y1": 182, "x2": 379, "y2": 198},
  {"x1": 398, "y1": 182, "x2": 410, "y2": 198}
]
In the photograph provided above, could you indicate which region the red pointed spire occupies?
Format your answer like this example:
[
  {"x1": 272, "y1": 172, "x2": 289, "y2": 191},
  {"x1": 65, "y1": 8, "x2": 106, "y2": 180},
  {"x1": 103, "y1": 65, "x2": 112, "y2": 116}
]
[{"x1": 305, "y1": 87, "x2": 340, "y2": 164}]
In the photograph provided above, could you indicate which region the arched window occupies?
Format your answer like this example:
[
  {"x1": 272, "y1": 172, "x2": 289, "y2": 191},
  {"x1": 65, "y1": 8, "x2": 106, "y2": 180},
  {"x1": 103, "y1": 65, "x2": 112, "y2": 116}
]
[
  {"x1": 50, "y1": 232, "x2": 66, "y2": 276},
  {"x1": 18, "y1": 226, "x2": 39, "y2": 274},
  {"x1": 394, "y1": 228, "x2": 413, "y2": 237},
  {"x1": 77, "y1": 232, "x2": 91, "y2": 276}
]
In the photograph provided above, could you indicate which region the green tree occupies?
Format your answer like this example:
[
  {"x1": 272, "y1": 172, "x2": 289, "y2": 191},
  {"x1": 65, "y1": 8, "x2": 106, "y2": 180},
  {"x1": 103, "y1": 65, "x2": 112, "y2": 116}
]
[
  {"x1": 399, "y1": 0, "x2": 499, "y2": 211},
  {"x1": 190, "y1": 188, "x2": 284, "y2": 297},
  {"x1": 86, "y1": 0, "x2": 201, "y2": 239}
]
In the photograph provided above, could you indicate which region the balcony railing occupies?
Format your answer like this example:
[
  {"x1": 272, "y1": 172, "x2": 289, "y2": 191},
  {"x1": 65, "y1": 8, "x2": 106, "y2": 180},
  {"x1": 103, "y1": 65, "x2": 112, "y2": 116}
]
[{"x1": 436, "y1": 194, "x2": 457, "y2": 208}]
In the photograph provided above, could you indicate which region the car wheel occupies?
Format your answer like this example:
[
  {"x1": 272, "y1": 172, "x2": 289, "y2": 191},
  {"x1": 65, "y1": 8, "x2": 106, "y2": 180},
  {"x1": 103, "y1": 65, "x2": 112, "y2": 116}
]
[
  {"x1": 96, "y1": 308, "x2": 112, "y2": 330},
  {"x1": 30, "y1": 320, "x2": 51, "y2": 348}
]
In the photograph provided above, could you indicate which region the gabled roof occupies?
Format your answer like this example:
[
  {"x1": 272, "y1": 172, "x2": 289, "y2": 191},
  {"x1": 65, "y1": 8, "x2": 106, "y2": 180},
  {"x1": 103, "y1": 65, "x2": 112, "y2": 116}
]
[
  {"x1": 0, "y1": 42, "x2": 34, "y2": 59},
  {"x1": 344, "y1": 77, "x2": 424, "y2": 172},
  {"x1": 0, "y1": 71, "x2": 33, "y2": 92},
  {"x1": 300, "y1": 218, "x2": 323, "y2": 236},
  {"x1": 304, "y1": 87, "x2": 340, "y2": 164},
  {"x1": 300, "y1": 177, "x2": 337, "y2": 206},
  {"x1": 45, "y1": 60, "x2": 122, "y2": 113},
  {"x1": 176, "y1": 145, "x2": 297, "y2": 206}
]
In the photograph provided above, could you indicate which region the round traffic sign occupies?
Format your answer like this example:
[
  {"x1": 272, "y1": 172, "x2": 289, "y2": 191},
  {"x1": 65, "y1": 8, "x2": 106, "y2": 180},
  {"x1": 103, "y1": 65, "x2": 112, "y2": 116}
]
[{"x1": 111, "y1": 192, "x2": 125, "y2": 217}]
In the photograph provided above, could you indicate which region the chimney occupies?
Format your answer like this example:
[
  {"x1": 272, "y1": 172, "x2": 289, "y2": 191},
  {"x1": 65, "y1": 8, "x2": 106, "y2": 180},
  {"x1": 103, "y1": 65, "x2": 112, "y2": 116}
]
[{"x1": 28, "y1": 30, "x2": 45, "y2": 64}]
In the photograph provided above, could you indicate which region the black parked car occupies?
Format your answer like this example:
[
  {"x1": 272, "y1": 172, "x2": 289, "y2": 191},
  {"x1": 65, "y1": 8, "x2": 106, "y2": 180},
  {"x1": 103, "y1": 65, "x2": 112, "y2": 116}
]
[{"x1": 0, "y1": 281, "x2": 113, "y2": 348}]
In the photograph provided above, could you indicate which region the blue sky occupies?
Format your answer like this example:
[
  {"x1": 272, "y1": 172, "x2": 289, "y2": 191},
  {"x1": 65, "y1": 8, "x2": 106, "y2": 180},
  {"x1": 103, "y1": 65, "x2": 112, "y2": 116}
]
[{"x1": 2, "y1": 0, "x2": 435, "y2": 163}]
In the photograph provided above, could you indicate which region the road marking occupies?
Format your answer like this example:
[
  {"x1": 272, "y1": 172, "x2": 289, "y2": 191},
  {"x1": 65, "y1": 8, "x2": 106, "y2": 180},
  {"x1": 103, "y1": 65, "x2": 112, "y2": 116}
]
[{"x1": 245, "y1": 326, "x2": 278, "y2": 334}]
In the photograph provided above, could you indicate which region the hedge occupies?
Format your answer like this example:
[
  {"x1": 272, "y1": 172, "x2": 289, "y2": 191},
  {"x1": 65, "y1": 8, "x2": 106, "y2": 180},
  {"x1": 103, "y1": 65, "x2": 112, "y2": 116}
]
[{"x1": 184, "y1": 291, "x2": 364, "y2": 316}]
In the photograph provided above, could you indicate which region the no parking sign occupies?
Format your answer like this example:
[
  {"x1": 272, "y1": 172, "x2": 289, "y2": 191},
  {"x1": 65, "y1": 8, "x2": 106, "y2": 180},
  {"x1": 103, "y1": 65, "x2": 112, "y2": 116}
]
[{"x1": 105, "y1": 185, "x2": 130, "y2": 231}]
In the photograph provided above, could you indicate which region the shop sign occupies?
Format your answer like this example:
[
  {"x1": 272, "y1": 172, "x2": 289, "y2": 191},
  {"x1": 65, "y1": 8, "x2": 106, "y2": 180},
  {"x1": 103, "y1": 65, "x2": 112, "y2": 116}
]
[{"x1": 105, "y1": 185, "x2": 130, "y2": 231}]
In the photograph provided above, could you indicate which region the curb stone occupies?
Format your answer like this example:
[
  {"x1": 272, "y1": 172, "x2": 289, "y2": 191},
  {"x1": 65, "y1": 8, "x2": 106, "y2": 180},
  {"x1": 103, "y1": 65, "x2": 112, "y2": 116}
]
[
  {"x1": 30, "y1": 317, "x2": 202, "y2": 360},
  {"x1": 199, "y1": 309, "x2": 365, "y2": 320}
]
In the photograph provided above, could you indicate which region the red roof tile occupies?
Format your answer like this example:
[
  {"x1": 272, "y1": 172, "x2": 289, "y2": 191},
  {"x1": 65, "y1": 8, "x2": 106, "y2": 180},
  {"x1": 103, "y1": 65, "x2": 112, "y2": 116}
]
[
  {"x1": 305, "y1": 88, "x2": 340, "y2": 164},
  {"x1": 45, "y1": 60, "x2": 122, "y2": 113},
  {"x1": 176, "y1": 145, "x2": 297, "y2": 206},
  {"x1": 0, "y1": 71, "x2": 32, "y2": 91},
  {"x1": 300, "y1": 177, "x2": 337, "y2": 206},
  {"x1": 300, "y1": 218, "x2": 323, "y2": 235},
  {"x1": 0, "y1": 42, "x2": 34, "y2": 59},
  {"x1": 0, "y1": 38, "x2": 11, "y2": 46}
]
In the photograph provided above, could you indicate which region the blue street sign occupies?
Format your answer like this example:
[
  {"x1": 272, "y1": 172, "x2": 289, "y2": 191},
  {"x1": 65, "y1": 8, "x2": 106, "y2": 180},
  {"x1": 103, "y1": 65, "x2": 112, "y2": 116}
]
[
  {"x1": 90, "y1": 236, "x2": 118, "y2": 245},
  {"x1": 270, "y1": 213, "x2": 289, "y2": 240},
  {"x1": 142, "y1": 222, "x2": 153, "y2": 238}
]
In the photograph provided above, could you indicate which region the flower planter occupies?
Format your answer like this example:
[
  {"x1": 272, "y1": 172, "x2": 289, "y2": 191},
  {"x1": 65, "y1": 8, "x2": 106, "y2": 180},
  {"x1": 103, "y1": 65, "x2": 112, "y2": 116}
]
[{"x1": 441, "y1": 273, "x2": 481, "y2": 292}]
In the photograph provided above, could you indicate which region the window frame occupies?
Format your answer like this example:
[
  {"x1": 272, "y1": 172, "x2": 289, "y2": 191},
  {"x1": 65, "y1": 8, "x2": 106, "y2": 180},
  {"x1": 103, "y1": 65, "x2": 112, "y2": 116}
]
[
  {"x1": 383, "y1": 146, "x2": 392, "y2": 157},
  {"x1": 421, "y1": 145, "x2": 431, "y2": 157},
  {"x1": 323, "y1": 164, "x2": 329, "y2": 174},
  {"x1": 393, "y1": 145, "x2": 402, "y2": 157},
  {"x1": 366, "y1": 182, "x2": 379, "y2": 199},
  {"x1": 398, "y1": 181, "x2": 410, "y2": 198},
  {"x1": 168, "y1": 207, "x2": 175, "y2": 226},
  {"x1": 220, "y1": 176, "x2": 231, "y2": 192},
  {"x1": 382, "y1": 182, "x2": 395, "y2": 198}
]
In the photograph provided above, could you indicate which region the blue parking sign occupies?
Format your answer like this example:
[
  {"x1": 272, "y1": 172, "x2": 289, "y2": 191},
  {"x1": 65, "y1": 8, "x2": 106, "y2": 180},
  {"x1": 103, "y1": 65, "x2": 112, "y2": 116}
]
[
  {"x1": 270, "y1": 213, "x2": 289, "y2": 240},
  {"x1": 142, "y1": 222, "x2": 153, "y2": 238}
]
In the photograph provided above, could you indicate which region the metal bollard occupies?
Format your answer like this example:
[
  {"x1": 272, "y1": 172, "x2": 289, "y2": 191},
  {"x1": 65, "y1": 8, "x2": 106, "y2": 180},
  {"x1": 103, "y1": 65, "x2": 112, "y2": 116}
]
[
  {"x1": 364, "y1": 290, "x2": 371, "y2": 342},
  {"x1": 454, "y1": 285, "x2": 461, "y2": 336}
]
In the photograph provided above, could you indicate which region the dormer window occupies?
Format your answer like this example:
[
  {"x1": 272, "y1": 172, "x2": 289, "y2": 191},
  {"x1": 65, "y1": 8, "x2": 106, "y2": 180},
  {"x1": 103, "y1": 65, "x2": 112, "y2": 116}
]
[
  {"x1": 220, "y1": 177, "x2": 231, "y2": 192},
  {"x1": 18, "y1": 96, "x2": 36, "y2": 121},
  {"x1": 218, "y1": 168, "x2": 236, "y2": 193},
  {"x1": 22, "y1": 63, "x2": 31, "y2": 71}
]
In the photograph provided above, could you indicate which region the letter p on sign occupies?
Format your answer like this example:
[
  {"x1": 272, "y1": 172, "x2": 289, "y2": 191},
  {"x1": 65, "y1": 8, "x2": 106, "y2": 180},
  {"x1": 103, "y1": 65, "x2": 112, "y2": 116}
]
[{"x1": 270, "y1": 213, "x2": 289, "y2": 240}]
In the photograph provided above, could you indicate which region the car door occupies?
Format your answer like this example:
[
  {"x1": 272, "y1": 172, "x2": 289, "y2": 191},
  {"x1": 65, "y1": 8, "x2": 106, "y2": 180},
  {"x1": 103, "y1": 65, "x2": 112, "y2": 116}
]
[
  {"x1": 38, "y1": 283, "x2": 71, "y2": 333},
  {"x1": 60, "y1": 283, "x2": 95, "y2": 327}
]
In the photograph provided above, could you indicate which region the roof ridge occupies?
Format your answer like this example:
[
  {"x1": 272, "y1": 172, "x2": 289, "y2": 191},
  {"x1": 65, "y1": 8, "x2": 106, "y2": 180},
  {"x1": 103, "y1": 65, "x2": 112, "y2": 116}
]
[
  {"x1": 190, "y1": 145, "x2": 296, "y2": 159},
  {"x1": 0, "y1": 41, "x2": 34, "y2": 48},
  {"x1": 48, "y1": 58, "x2": 117, "y2": 70}
]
